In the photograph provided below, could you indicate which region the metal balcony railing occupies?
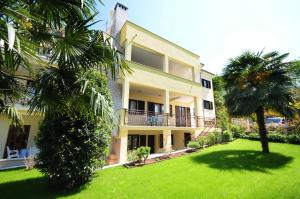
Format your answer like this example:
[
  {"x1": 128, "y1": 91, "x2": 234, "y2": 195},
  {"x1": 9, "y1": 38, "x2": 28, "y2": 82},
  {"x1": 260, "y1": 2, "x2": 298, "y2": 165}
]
[{"x1": 124, "y1": 109, "x2": 216, "y2": 128}]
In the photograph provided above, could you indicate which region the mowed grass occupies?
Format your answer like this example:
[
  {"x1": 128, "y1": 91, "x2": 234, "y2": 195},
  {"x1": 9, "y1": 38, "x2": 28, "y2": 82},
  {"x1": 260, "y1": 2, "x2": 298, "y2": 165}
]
[{"x1": 1, "y1": 139, "x2": 300, "y2": 199}]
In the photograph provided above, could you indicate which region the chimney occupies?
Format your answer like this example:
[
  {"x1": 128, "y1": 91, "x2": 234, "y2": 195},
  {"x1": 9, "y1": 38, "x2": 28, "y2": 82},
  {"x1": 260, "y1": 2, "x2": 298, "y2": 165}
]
[{"x1": 109, "y1": 3, "x2": 128, "y2": 39}]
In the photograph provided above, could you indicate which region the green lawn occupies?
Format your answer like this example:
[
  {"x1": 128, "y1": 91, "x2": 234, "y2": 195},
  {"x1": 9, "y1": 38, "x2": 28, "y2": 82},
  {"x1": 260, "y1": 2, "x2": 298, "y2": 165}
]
[{"x1": 1, "y1": 139, "x2": 300, "y2": 199}]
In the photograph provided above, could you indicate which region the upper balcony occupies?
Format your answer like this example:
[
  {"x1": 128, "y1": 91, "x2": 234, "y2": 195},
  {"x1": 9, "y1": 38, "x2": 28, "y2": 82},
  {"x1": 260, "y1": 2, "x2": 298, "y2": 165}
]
[
  {"x1": 131, "y1": 45, "x2": 194, "y2": 81},
  {"x1": 120, "y1": 21, "x2": 202, "y2": 82}
]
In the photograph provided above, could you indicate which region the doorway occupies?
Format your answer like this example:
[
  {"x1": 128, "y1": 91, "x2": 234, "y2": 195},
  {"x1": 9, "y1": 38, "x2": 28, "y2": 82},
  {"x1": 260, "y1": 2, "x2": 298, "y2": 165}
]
[
  {"x1": 3, "y1": 125, "x2": 31, "y2": 158},
  {"x1": 184, "y1": 132, "x2": 191, "y2": 147},
  {"x1": 147, "y1": 135, "x2": 155, "y2": 153}
]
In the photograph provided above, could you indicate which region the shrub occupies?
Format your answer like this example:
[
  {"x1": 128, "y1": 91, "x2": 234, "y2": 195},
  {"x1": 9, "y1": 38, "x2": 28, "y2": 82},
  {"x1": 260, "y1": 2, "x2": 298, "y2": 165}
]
[
  {"x1": 196, "y1": 136, "x2": 206, "y2": 148},
  {"x1": 36, "y1": 115, "x2": 110, "y2": 188},
  {"x1": 127, "y1": 150, "x2": 139, "y2": 164},
  {"x1": 287, "y1": 134, "x2": 300, "y2": 144},
  {"x1": 245, "y1": 133, "x2": 260, "y2": 140},
  {"x1": 207, "y1": 133, "x2": 216, "y2": 146},
  {"x1": 290, "y1": 125, "x2": 300, "y2": 135},
  {"x1": 231, "y1": 125, "x2": 245, "y2": 138},
  {"x1": 241, "y1": 132, "x2": 300, "y2": 145},
  {"x1": 268, "y1": 133, "x2": 288, "y2": 143},
  {"x1": 136, "y1": 146, "x2": 151, "y2": 164},
  {"x1": 187, "y1": 141, "x2": 201, "y2": 150},
  {"x1": 223, "y1": 130, "x2": 233, "y2": 142},
  {"x1": 213, "y1": 131, "x2": 222, "y2": 144}
]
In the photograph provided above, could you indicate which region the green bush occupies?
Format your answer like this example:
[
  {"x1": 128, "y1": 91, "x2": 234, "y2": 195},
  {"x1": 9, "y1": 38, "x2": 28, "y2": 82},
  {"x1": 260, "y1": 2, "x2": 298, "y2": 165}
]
[
  {"x1": 187, "y1": 141, "x2": 201, "y2": 150},
  {"x1": 213, "y1": 131, "x2": 223, "y2": 144},
  {"x1": 207, "y1": 133, "x2": 216, "y2": 146},
  {"x1": 240, "y1": 131, "x2": 300, "y2": 145},
  {"x1": 127, "y1": 150, "x2": 139, "y2": 163},
  {"x1": 268, "y1": 133, "x2": 288, "y2": 143},
  {"x1": 245, "y1": 133, "x2": 260, "y2": 140},
  {"x1": 290, "y1": 125, "x2": 300, "y2": 135},
  {"x1": 196, "y1": 136, "x2": 206, "y2": 148},
  {"x1": 223, "y1": 130, "x2": 233, "y2": 142},
  {"x1": 287, "y1": 134, "x2": 300, "y2": 144},
  {"x1": 36, "y1": 115, "x2": 110, "y2": 188},
  {"x1": 136, "y1": 146, "x2": 151, "y2": 164},
  {"x1": 231, "y1": 125, "x2": 246, "y2": 138}
]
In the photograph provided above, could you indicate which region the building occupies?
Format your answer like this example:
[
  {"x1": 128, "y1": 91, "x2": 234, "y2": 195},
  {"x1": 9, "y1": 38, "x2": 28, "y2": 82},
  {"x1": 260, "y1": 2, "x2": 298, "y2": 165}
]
[
  {"x1": 0, "y1": 3, "x2": 216, "y2": 168},
  {"x1": 106, "y1": 3, "x2": 216, "y2": 164}
]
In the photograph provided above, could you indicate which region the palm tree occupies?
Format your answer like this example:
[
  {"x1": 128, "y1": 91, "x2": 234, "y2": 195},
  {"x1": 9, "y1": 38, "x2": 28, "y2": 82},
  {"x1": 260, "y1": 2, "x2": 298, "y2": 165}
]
[
  {"x1": 0, "y1": 0, "x2": 40, "y2": 123},
  {"x1": 1, "y1": 0, "x2": 131, "y2": 187},
  {"x1": 223, "y1": 51, "x2": 299, "y2": 153},
  {"x1": 1, "y1": 0, "x2": 131, "y2": 123}
]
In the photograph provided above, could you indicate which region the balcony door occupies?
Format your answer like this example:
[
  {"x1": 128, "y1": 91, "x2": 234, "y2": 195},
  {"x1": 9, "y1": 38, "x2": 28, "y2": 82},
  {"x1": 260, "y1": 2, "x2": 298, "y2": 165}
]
[
  {"x1": 148, "y1": 102, "x2": 163, "y2": 116},
  {"x1": 175, "y1": 106, "x2": 191, "y2": 127}
]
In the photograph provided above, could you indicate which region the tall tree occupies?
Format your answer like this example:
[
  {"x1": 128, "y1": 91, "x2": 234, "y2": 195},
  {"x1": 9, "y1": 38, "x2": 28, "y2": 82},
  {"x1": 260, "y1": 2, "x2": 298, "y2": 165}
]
[
  {"x1": 213, "y1": 76, "x2": 230, "y2": 131},
  {"x1": 223, "y1": 51, "x2": 299, "y2": 153},
  {"x1": 0, "y1": 0, "x2": 130, "y2": 123},
  {"x1": 0, "y1": 0, "x2": 40, "y2": 123},
  {"x1": 1, "y1": 0, "x2": 131, "y2": 188}
]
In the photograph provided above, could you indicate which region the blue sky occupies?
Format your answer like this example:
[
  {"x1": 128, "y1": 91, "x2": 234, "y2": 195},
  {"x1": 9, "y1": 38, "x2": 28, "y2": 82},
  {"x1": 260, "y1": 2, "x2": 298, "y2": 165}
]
[{"x1": 94, "y1": 0, "x2": 300, "y2": 74}]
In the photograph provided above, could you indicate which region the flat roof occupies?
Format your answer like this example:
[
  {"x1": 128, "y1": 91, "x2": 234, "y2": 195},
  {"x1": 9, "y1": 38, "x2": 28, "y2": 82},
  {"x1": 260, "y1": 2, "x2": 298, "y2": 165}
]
[
  {"x1": 201, "y1": 69, "x2": 215, "y2": 76},
  {"x1": 123, "y1": 21, "x2": 200, "y2": 58}
]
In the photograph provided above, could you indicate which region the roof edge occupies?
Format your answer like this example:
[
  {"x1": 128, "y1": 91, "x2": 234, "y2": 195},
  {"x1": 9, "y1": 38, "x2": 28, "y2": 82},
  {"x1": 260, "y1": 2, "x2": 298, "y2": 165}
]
[{"x1": 123, "y1": 20, "x2": 200, "y2": 58}]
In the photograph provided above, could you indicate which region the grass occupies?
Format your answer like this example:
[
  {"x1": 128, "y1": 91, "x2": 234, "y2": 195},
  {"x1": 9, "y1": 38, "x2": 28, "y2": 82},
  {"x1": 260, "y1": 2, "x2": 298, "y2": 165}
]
[{"x1": 1, "y1": 139, "x2": 300, "y2": 199}]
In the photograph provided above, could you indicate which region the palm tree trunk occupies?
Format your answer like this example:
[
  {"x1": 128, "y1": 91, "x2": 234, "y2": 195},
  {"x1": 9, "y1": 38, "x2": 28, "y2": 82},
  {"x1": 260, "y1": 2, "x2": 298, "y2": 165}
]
[{"x1": 255, "y1": 106, "x2": 269, "y2": 153}]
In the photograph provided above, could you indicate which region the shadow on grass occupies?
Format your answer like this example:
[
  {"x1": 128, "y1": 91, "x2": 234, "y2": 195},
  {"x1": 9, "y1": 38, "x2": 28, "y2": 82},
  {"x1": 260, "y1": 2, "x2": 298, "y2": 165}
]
[
  {"x1": 191, "y1": 150, "x2": 293, "y2": 173},
  {"x1": 0, "y1": 170, "x2": 94, "y2": 199}
]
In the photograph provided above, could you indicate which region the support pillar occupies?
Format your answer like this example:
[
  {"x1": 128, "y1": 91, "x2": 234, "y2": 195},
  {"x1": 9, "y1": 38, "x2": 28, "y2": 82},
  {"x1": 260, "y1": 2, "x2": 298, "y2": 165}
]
[
  {"x1": 194, "y1": 96, "x2": 204, "y2": 127},
  {"x1": 120, "y1": 79, "x2": 130, "y2": 126},
  {"x1": 163, "y1": 129, "x2": 172, "y2": 152},
  {"x1": 118, "y1": 129, "x2": 128, "y2": 163},
  {"x1": 124, "y1": 39, "x2": 132, "y2": 61},
  {"x1": 163, "y1": 89, "x2": 170, "y2": 126},
  {"x1": 163, "y1": 55, "x2": 169, "y2": 73}
]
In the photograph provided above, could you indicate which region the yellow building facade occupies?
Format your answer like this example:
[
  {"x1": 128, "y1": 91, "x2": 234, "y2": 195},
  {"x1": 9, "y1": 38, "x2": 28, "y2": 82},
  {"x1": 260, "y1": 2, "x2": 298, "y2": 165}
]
[{"x1": 107, "y1": 3, "x2": 216, "y2": 164}]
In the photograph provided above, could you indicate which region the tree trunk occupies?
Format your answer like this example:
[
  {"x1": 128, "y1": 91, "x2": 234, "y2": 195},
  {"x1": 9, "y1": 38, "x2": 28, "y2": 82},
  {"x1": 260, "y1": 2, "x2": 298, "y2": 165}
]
[{"x1": 255, "y1": 106, "x2": 269, "y2": 153}]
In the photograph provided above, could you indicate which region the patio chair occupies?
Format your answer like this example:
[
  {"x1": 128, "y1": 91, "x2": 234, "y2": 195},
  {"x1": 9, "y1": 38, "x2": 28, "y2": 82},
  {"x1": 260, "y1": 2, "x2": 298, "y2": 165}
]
[{"x1": 6, "y1": 146, "x2": 19, "y2": 159}]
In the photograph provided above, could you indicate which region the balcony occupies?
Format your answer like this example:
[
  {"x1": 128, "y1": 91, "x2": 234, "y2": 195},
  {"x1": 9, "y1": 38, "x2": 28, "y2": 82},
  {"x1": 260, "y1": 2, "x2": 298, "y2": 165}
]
[
  {"x1": 131, "y1": 45, "x2": 194, "y2": 81},
  {"x1": 123, "y1": 109, "x2": 216, "y2": 128}
]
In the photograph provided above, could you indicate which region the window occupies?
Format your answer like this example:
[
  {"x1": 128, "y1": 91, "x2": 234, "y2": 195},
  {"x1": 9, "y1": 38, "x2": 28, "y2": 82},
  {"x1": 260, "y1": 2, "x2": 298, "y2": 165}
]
[
  {"x1": 127, "y1": 135, "x2": 140, "y2": 150},
  {"x1": 129, "y1": 99, "x2": 145, "y2": 113},
  {"x1": 201, "y1": 79, "x2": 211, "y2": 89},
  {"x1": 148, "y1": 102, "x2": 163, "y2": 115},
  {"x1": 203, "y1": 100, "x2": 213, "y2": 110},
  {"x1": 175, "y1": 106, "x2": 191, "y2": 127},
  {"x1": 171, "y1": 134, "x2": 174, "y2": 145}
]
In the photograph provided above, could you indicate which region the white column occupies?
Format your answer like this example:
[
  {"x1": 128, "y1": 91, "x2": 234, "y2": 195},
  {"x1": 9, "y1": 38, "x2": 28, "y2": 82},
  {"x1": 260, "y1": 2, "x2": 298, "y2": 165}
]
[
  {"x1": 194, "y1": 96, "x2": 204, "y2": 127},
  {"x1": 163, "y1": 129, "x2": 172, "y2": 152},
  {"x1": 193, "y1": 66, "x2": 200, "y2": 83},
  {"x1": 163, "y1": 89, "x2": 170, "y2": 114},
  {"x1": 163, "y1": 89, "x2": 170, "y2": 126},
  {"x1": 118, "y1": 130, "x2": 128, "y2": 163},
  {"x1": 124, "y1": 39, "x2": 132, "y2": 61},
  {"x1": 120, "y1": 79, "x2": 130, "y2": 126},
  {"x1": 163, "y1": 55, "x2": 169, "y2": 73},
  {"x1": 122, "y1": 79, "x2": 130, "y2": 109},
  {"x1": 194, "y1": 96, "x2": 202, "y2": 117}
]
